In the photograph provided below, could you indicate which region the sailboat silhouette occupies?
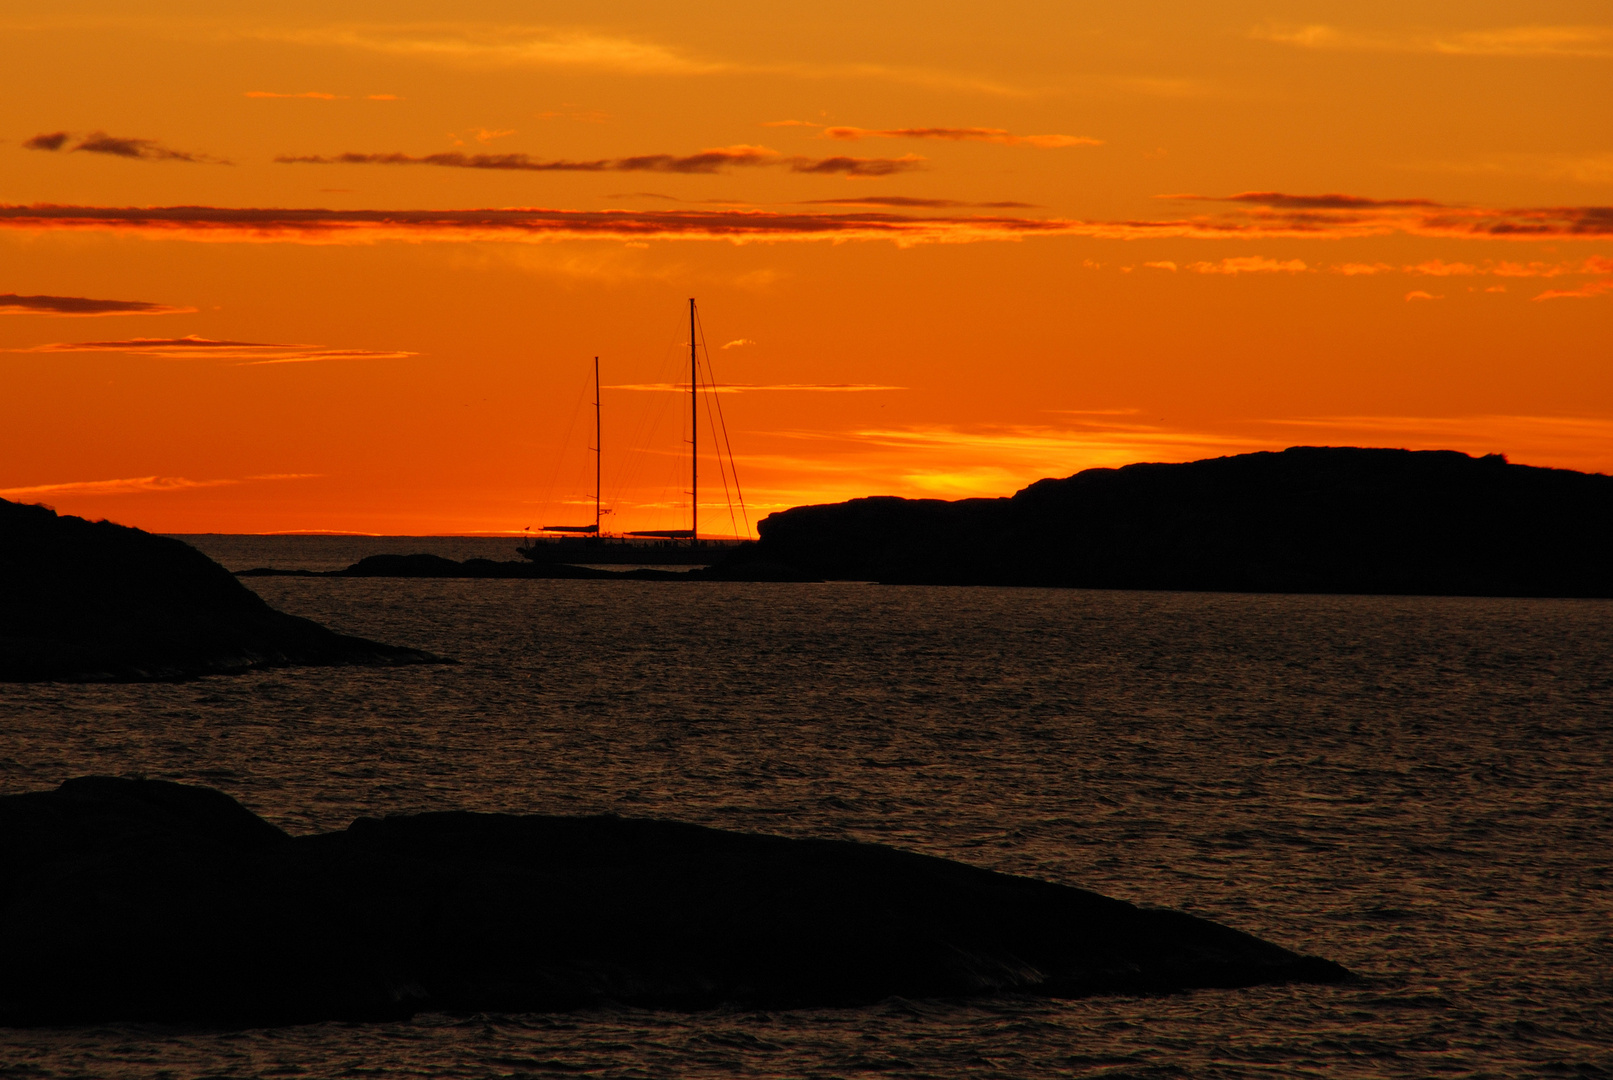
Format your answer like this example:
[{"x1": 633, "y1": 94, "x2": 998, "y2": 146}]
[{"x1": 518, "y1": 299, "x2": 746, "y2": 565}]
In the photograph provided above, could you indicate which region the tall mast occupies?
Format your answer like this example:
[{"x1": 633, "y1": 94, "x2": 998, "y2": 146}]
[
  {"x1": 593, "y1": 356, "x2": 601, "y2": 536},
  {"x1": 690, "y1": 297, "x2": 697, "y2": 544}
]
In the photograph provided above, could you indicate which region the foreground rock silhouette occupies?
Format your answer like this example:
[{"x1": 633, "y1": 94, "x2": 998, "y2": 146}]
[
  {"x1": 0, "y1": 498, "x2": 442, "y2": 681},
  {"x1": 720, "y1": 447, "x2": 1613, "y2": 595},
  {"x1": 0, "y1": 777, "x2": 1349, "y2": 1026}
]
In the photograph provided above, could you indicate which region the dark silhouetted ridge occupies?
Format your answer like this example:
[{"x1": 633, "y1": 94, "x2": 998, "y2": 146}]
[
  {"x1": 717, "y1": 447, "x2": 1613, "y2": 595},
  {"x1": 0, "y1": 777, "x2": 1349, "y2": 1026},
  {"x1": 0, "y1": 498, "x2": 444, "y2": 681}
]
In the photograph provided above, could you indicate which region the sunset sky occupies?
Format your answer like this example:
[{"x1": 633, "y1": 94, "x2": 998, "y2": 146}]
[{"x1": 2, "y1": 1, "x2": 1610, "y2": 535}]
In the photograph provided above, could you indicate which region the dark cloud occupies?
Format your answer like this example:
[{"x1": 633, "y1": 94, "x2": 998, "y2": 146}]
[
  {"x1": 22, "y1": 130, "x2": 228, "y2": 163},
  {"x1": 614, "y1": 148, "x2": 777, "y2": 173},
  {"x1": 1453, "y1": 205, "x2": 1613, "y2": 238},
  {"x1": 0, "y1": 293, "x2": 193, "y2": 316},
  {"x1": 32, "y1": 336, "x2": 274, "y2": 351},
  {"x1": 1142, "y1": 192, "x2": 1613, "y2": 239},
  {"x1": 1167, "y1": 191, "x2": 1443, "y2": 209},
  {"x1": 278, "y1": 147, "x2": 777, "y2": 174},
  {"x1": 23, "y1": 132, "x2": 70, "y2": 151},
  {"x1": 277, "y1": 146, "x2": 922, "y2": 176},
  {"x1": 804, "y1": 196, "x2": 1036, "y2": 209},
  {"x1": 8, "y1": 196, "x2": 1606, "y2": 245},
  {"x1": 0, "y1": 203, "x2": 1065, "y2": 244},
  {"x1": 787, "y1": 155, "x2": 923, "y2": 176},
  {"x1": 73, "y1": 131, "x2": 221, "y2": 162}
]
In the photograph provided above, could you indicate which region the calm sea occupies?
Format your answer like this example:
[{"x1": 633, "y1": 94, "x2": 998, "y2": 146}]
[{"x1": 2, "y1": 535, "x2": 1610, "y2": 1079}]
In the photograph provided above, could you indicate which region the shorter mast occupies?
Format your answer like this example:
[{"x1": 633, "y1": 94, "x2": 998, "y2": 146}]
[
  {"x1": 690, "y1": 297, "x2": 698, "y2": 545},
  {"x1": 594, "y1": 356, "x2": 601, "y2": 536}
]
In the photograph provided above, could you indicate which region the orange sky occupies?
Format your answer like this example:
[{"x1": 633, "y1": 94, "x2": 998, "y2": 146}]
[{"x1": 2, "y1": 1, "x2": 1610, "y2": 535}]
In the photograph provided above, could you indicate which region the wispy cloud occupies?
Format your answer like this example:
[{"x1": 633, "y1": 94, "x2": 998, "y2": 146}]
[
  {"x1": 720, "y1": 339, "x2": 755, "y2": 349},
  {"x1": 0, "y1": 476, "x2": 234, "y2": 498},
  {"x1": 0, "y1": 293, "x2": 193, "y2": 316},
  {"x1": 1253, "y1": 23, "x2": 1613, "y2": 58},
  {"x1": 10, "y1": 334, "x2": 415, "y2": 363},
  {"x1": 822, "y1": 126, "x2": 1101, "y2": 148},
  {"x1": 1186, "y1": 256, "x2": 1307, "y2": 274},
  {"x1": 1404, "y1": 259, "x2": 1478, "y2": 276},
  {"x1": 1418, "y1": 256, "x2": 1612, "y2": 278},
  {"x1": 1534, "y1": 278, "x2": 1613, "y2": 301},
  {"x1": 246, "y1": 90, "x2": 340, "y2": 99},
  {"x1": 268, "y1": 25, "x2": 722, "y2": 75},
  {"x1": 252, "y1": 24, "x2": 1030, "y2": 95},
  {"x1": 607, "y1": 382, "x2": 905, "y2": 393},
  {"x1": 1319, "y1": 256, "x2": 1613, "y2": 297},
  {"x1": 277, "y1": 145, "x2": 923, "y2": 176},
  {"x1": 0, "y1": 473, "x2": 321, "y2": 499},
  {"x1": 23, "y1": 130, "x2": 228, "y2": 164},
  {"x1": 1317, "y1": 256, "x2": 1613, "y2": 280}
]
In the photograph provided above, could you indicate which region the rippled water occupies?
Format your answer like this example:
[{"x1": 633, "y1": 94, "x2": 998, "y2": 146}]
[{"x1": 2, "y1": 537, "x2": 1611, "y2": 1078}]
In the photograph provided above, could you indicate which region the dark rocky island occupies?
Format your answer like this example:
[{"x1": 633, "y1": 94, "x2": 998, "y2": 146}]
[
  {"x1": 718, "y1": 447, "x2": 1613, "y2": 595},
  {"x1": 0, "y1": 777, "x2": 1348, "y2": 1026},
  {"x1": 0, "y1": 498, "x2": 443, "y2": 681}
]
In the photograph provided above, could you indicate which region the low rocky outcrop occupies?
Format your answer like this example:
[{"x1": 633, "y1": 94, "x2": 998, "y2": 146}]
[
  {"x1": 0, "y1": 777, "x2": 1349, "y2": 1026},
  {"x1": 716, "y1": 447, "x2": 1613, "y2": 595},
  {"x1": 0, "y1": 499, "x2": 443, "y2": 681}
]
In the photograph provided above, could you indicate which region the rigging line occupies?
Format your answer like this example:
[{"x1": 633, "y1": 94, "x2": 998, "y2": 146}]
[
  {"x1": 693, "y1": 311, "x2": 740, "y2": 540},
  {"x1": 691, "y1": 308, "x2": 739, "y2": 539},
  {"x1": 712, "y1": 367, "x2": 751, "y2": 539},
  {"x1": 694, "y1": 305, "x2": 751, "y2": 538},
  {"x1": 697, "y1": 344, "x2": 739, "y2": 540}
]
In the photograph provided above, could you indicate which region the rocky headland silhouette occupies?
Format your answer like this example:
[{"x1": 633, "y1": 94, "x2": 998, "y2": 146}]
[
  {"x1": 0, "y1": 777, "x2": 1349, "y2": 1026},
  {"x1": 717, "y1": 447, "x2": 1613, "y2": 595},
  {"x1": 0, "y1": 498, "x2": 443, "y2": 681}
]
